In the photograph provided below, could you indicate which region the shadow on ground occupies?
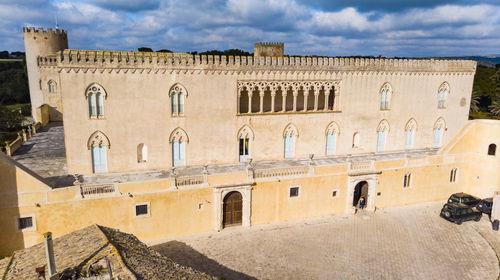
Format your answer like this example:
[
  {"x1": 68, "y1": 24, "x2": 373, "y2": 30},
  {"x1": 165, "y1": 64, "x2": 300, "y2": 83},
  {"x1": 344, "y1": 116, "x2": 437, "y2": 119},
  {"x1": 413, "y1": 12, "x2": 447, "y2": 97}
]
[{"x1": 151, "y1": 241, "x2": 256, "y2": 280}]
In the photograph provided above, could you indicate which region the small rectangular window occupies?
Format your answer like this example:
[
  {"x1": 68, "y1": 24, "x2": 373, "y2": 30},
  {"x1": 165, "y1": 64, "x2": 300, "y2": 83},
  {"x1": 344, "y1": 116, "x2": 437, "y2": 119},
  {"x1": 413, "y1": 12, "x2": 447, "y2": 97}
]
[
  {"x1": 450, "y1": 168, "x2": 457, "y2": 183},
  {"x1": 332, "y1": 190, "x2": 338, "y2": 197},
  {"x1": 403, "y1": 173, "x2": 411, "y2": 188},
  {"x1": 289, "y1": 187, "x2": 299, "y2": 197},
  {"x1": 19, "y1": 217, "x2": 33, "y2": 230},
  {"x1": 135, "y1": 203, "x2": 149, "y2": 216}
]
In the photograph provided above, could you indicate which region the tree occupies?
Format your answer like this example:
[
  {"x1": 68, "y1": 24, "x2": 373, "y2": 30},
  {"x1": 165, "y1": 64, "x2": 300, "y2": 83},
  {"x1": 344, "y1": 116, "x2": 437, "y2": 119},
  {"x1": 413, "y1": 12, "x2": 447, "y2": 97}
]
[
  {"x1": 489, "y1": 99, "x2": 500, "y2": 116},
  {"x1": 469, "y1": 90, "x2": 480, "y2": 114},
  {"x1": 0, "y1": 107, "x2": 24, "y2": 131},
  {"x1": 157, "y1": 49, "x2": 173, "y2": 53},
  {"x1": 138, "y1": 47, "x2": 153, "y2": 52}
]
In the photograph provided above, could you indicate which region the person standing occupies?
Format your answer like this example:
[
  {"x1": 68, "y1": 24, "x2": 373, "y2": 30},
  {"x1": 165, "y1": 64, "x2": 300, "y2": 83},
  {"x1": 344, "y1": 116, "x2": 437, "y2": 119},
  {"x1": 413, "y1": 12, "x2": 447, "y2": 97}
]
[{"x1": 359, "y1": 197, "x2": 366, "y2": 209}]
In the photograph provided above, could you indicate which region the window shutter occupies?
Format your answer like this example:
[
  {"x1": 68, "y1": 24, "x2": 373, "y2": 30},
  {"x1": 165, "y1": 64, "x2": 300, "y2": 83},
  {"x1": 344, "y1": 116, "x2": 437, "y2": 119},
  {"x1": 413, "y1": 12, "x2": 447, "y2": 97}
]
[
  {"x1": 89, "y1": 93, "x2": 97, "y2": 116},
  {"x1": 380, "y1": 92, "x2": 385, "y2": 109},
  {"x1": 377, "y1": 131, "x2": 384, "y2": 151},
  {"x1": 92, "y1": 146, "x2": 99, "y2": 173},
  {"x1": 179, "y1": 141, "x2": 186, "y2": 165},
  {"x1": 290, "y1": 135, "x2": 295, "y2": 157},
  {"x1": 99, "y1": 146, "x2": 107, "y2": 172},
  {"x1": 173, "y1": 142, "x2": 179, "y2": 165},
  {"x1": 326, "y1": 133, "x2": 336, "y2": 155},
  {"x1": 97, "y1": 93, "x2": 104, "y2": 116},
  {"x1": 172, "y1": 93, "x2": 178, "y2": 114},
  {"x1": 433, "y1": 129, "x2": 441, "y2": 147},
  {"x1": 179, "y1": 94, "x2": 184, "y2": 114}
]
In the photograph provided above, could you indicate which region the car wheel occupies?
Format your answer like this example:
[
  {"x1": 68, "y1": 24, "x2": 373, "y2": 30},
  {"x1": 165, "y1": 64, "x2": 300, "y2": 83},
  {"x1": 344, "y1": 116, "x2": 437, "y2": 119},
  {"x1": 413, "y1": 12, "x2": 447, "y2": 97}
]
[
  {"x1": 444, "y1": 212, "x2": 451, "y2": 218},
  {"x1": 475, "y1": 216, "x2": 481, "y2": 222},
  {"x1": 456, "y1": 219, "x2": 462, "y2": 225}
]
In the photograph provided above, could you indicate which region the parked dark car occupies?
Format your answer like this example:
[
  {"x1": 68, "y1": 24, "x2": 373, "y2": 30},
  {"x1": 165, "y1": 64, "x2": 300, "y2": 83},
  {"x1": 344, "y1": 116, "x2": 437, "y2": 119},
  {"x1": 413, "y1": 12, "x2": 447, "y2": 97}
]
[
  {"x1": 440, "y1": 202, "x2": 482, "y2": 224},
  {"x1": 447, "y1": 192, "x2": 480, "y2": 207},
  {"x1": 477, "y1": 198, "x2": 493, "y2": 215}
]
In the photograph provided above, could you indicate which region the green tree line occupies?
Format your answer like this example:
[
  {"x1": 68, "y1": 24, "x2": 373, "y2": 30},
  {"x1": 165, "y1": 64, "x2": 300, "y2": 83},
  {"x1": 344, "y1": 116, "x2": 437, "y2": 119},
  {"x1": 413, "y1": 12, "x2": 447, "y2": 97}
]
[{"x1": 470, "y1": 65, "x2": 500, "y2": 118}]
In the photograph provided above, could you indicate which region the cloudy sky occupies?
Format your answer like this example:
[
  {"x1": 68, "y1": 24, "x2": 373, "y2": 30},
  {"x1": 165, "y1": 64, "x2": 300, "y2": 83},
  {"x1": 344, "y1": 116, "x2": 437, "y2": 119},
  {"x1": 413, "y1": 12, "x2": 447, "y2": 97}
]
[{"x1": 1, "y1": 0, "x2": 500, "y2": 57}]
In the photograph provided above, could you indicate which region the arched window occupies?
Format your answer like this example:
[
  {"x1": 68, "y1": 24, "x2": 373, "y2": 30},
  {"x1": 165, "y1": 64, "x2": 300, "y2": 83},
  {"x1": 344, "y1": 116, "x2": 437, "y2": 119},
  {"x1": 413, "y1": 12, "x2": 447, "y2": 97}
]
[
  {"x1": 405, "y1": 119, "x2": 417, "y2": 149},
  {"x1": 450, "y1": 168, "x2": 458, "y2": 183},
  {"x1": 438, "y1": 82, "x2": 449, "y2": 109},
  {"x1": 488, "y1": 144, "x2": 496, "y2": 156},
  {"x1": 87, "y1": 131, "x2": 110, "y2": 173},
  {"x1": 169, "y1": 128, "x2": 189, "y2": 166},
  {"x1": 325, "y1": 121, "x2": 339, "y2": 156},
  {"x1": 86, "y1": 83, "x2": 107, "y2": 118},
  {"x1": 283, "y1": 123, "x2": 298, "y2": 158},
  {"x1": 137, "y1": 143, "x2": 147, "y2": 163},
  {"x1": 352, "y1": 132, "x2": 360, "y2": 148},
  {"x1": 380, "y1": 83, "x2": 392, "y2": 110},
  {"x1": 48, "y1": 80, "x2": 56, "y2": 93},
  {"x1": 238, "y1": 125, "x2": 254, "y2": 162},
  {"x1": 433, "y1": 118, "x2": 446, "y2": 147},
  {"x1": 169, "y1": 83, "x2": 187, "y2": 116},
  {"x1": 377, "y1": 119, "x2": 390, "y2": 152}
]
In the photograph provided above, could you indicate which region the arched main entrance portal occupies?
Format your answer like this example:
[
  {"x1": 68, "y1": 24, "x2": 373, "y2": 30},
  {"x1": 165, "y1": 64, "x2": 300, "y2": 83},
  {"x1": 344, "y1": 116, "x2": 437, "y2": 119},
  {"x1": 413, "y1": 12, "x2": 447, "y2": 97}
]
[
  {"x1": 223, "y1": 191, "x2": 243, "y2": 228},
  {"x1": 352, "y1": 181, "x2": 368, "y2": 207}
]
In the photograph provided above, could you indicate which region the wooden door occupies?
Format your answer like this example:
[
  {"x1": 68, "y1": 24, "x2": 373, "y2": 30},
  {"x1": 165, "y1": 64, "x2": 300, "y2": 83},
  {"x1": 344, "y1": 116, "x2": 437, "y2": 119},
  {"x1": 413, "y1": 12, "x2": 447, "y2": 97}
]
[{"x1": 223, "y1": 191, "x2": 243, "y2": 227}]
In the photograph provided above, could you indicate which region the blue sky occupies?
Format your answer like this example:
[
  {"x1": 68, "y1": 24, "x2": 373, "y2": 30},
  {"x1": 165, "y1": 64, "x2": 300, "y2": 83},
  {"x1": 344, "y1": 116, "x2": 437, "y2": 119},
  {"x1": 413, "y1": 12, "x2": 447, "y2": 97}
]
[{"x1": 1, "y1": 0, "x2": 500, "y2": 57}]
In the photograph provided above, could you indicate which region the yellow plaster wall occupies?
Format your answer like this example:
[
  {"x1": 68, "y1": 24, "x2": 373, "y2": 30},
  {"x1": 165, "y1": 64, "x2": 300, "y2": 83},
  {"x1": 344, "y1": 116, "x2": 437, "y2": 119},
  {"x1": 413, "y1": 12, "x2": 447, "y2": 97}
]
[{"x1": 251, "y1": 174, "x2": 348, "y2": 225}]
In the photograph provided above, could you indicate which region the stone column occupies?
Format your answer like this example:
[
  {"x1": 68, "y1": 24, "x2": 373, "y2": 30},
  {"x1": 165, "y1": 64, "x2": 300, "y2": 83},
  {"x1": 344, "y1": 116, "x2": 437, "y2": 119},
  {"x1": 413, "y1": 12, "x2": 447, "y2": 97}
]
[
  {"x1": 324, "y1": 87, "x2": 330, "y2": 111},
  {"x1": 333, "y1": 86, "x2": 340, "y2": 111},
  {"x1": 313, "y1": 92, "x2": 319, "y2": 111},
  {"x1": 303, "y1": 92, "x2": 309, "y2": 112},
  {"x1": 282, "y1": 92, "x2": 287, "y2": 112},
  {"x1": 292, "y1": 88, "x2": 298, "y2": 112},
  {"x1": 237, "y1": 91, "x2": 241, "y2": 114},
  {"x1": 247, "y1": 93, "x2": 252, "y2": 114},
  {"x1": 21, "y1": 130, "x2": 27, "y2": 142},
  {"x1": 5, "y1": 142, "x2": 11, "y2": 156},
  {"x1": 271, "y1": 92, "x2": 276, "y2": 113},
  {"x1": 259, "y1": 92, "x2": 264, "y2": 113}
]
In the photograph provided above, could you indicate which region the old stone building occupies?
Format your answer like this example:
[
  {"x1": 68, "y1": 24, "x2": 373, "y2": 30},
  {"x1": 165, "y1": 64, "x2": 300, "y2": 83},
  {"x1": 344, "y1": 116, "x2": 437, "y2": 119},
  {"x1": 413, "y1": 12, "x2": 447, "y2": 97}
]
[{"x1": 0, "y1": 27, "x2": 497, "y2": 257}]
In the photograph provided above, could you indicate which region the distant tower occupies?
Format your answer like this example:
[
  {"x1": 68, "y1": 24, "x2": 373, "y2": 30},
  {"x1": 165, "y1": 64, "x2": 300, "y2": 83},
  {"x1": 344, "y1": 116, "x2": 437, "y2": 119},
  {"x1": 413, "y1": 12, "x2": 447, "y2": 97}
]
[
  {"x1": 254, "y1": 42, "x2": 284, "y2": 57},
  {"x1": 23, "y1": 27, "x2": 68, "y2": 122}
]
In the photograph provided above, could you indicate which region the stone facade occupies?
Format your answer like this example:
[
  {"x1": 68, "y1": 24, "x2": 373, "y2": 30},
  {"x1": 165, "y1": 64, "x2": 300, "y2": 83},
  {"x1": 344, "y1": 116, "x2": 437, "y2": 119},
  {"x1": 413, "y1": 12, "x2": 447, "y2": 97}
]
[
  {"x1": 31, "y1": 31, "x2": 475, "y2": 175},
  {"x1": 2, "y1": 27, "x2": 497, "y2": 259}
]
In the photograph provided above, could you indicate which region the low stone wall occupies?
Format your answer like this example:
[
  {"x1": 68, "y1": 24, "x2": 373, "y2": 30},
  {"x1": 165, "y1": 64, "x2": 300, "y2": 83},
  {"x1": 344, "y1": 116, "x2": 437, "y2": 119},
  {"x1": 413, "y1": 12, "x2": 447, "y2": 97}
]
[{"x1": 3, "y1": 122, "x2": 41, "y2": 156}]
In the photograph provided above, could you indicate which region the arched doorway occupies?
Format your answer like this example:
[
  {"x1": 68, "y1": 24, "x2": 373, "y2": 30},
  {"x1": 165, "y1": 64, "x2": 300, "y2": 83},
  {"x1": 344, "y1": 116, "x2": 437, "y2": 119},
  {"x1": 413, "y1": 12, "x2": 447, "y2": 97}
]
[
  {"x1": 223, "y1": 191, "x2": 243, "y2": 228},
  {"x1": 352, "y1": 181, "x2": 368, "y2": 207}
]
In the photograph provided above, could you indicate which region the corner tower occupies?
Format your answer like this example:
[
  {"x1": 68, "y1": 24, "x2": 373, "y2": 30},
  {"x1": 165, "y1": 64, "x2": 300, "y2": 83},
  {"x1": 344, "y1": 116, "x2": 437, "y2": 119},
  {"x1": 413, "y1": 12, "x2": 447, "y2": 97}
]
[
  {"x1": 23, "y1": 27, "x2": 68, "y2": 123},
  {"x1": 254, "y1": 42, "x2": 284, "y2": 57}
]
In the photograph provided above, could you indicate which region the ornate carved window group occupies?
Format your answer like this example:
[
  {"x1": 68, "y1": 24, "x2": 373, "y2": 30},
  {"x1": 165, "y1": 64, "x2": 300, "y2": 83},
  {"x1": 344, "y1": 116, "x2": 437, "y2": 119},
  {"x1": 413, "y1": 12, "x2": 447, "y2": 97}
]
[{"x1": 237, "y1": 81, "x2": 340, "y2": 115}]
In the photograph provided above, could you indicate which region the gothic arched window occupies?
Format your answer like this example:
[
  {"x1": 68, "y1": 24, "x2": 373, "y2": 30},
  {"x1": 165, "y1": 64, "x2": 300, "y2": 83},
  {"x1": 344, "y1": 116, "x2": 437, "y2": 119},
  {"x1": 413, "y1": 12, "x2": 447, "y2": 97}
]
[
  {"x1": 438, "y1": 82, "x2": 449, "y2": 109},
  {"x1": 377, "y1": 120, "x2": 390, "y2": 152},
  {"x1": 433, "y1": 117, "x2": 446, "y2": 147},
  {"x1": 352, "y1": 132, "x2": 360, "y2": 148},
  {"x1": 169, "y1": 128, "x2": 189, "y2": 166},
  {"x1": 86, "y1": 83, "x2": 107, "y2": 118},
  {"x1": 137, "y1": 143, "x2": 147, "y2": 163},
  {"x1": 87, "y1": 131, "x2": 110, "y2": 173},
  {"x1": 170, "y1": 83, "x2": 187, "y2": 116},
  {"x1": 380, "y1": 83, "x2": 392, "y2": 110},
  {"x1": 48, "y1": 80, "x2": 56, "y2": 93},
  {"x1": 325, "y1": 121, "x2": 339, "y2": 156},
  {"x1": 283, "y1": 123, "x2": 298, "y2": 158},
  {"x1": 405, "y1": 118, "x2": 417, "y2": 149},
  {"x1": 238, "y1": 125, "x2": 254, "y2": 162}
]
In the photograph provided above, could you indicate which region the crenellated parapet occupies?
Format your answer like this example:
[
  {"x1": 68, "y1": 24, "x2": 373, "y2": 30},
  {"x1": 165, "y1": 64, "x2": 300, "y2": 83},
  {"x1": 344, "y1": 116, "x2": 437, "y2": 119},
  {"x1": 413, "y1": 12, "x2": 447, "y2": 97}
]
[
  {"x1": 37, "y1": 49, "x2": 477, "y2": 74},
  {"x1": 23, "y1": 27, "x2": 67, "y2": 36}
]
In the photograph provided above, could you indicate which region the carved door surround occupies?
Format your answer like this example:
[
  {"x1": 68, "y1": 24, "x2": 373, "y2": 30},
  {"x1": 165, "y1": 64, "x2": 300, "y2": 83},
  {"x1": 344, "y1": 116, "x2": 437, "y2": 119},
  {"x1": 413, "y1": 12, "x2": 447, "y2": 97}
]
[{"x1": 214, "y1": 183, "x2": 252, "y2": 231}]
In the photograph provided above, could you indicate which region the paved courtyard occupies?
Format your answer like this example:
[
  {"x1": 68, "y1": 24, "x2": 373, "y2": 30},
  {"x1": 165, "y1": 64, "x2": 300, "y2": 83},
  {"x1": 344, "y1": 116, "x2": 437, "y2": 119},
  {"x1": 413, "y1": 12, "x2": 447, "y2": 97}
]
[{"x1": 152, "y1": 202, "x2": 500, "y2": 280}]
